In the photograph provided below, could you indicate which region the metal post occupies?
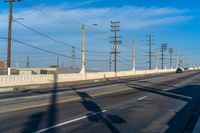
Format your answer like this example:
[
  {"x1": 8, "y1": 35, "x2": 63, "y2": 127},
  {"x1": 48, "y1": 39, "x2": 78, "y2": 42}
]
[
  {"x1": 176, "y1": 50, "x2": 178, "y2": 68},
  {"x1": 57, "y1": 56, "x2": 59, "y2": 67},
  {"x1": 16, "y1": 56, "x2": 19, "y2": 68},
  {"x1": 27, "y1": 56, "x2": 30, "y2": 68},
  {"x1": 110, "y1": 21, "x2": 121, "y2": 75},
  {"x1": 155, "y1": 48, "x2": 158, "y2": 70},
  {"x1": 132, "y1": 41, "x2": 135, "y2": 71},
  {"x1": 80, "y1": 24, "x2": 86, "y2": 74},
  {"x1": 147, "y1": 35, "x2": 153, "y2": 70},
  {"x1": 169, "y1": 48, "x2": 173, "y2": 69}
]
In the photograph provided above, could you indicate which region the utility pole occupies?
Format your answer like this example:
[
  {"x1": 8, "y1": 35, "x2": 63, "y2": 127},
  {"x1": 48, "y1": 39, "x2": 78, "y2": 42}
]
[
  {"x1": 62, "y1": 62, "x2": 64, "y2": 68},
  {"x1": 80, "y1": 24, "x2": 97, "y2": 76},
  {"x1": 56, "y1": 56, "x2": 59, "y2": 67},
  {"x1": 146, "y1": 35, "x2": 153, "y2": 70},
  {"x1": 26, "y1": 56, "x2": 29, "y2": 68},
  {"x1": 161, "y1": 44, "x2": 168, "y2": 69},
  {"x1": 176, "y1": 50, "x2": 178, "y2": 68},
  {"x1": 16, "y1": 56, "x2": 19, "y2": 68},
  {"x1": 132, "y1": 41, "x2": 135, "y2": 71},
  {"x1": 179, "y1": 53, "x2": 183, "y2": 68},
  {"x1": 71, "y1": 46, "x2": 76, "y2": 69},
  {"x1": 155, "y1": 48, "x2": 158, "y2": 70},
  {"x1": 109, "y1": 52, "x2": 112, "y2": 71},
  {"x1": 5, "y1": 0, "x2": 21, "y2": 75},
  {"x1": 80, "y1": 24, "x2": 86, "y2": 74},
  {"x1": 169, "y1": 48, "x2": 173, "y2": 69},
  {"x1": 110, "y1": 21, "x2": 121, "y2": 73},
  {"x1": 185, "y1": 54, "x2": 188, "y2": 68}
]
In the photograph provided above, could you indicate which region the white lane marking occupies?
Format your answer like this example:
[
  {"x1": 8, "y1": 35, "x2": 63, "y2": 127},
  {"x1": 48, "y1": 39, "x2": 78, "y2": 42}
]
[
  {"x1": 138, "y1": 96, "x2": 148, "y2": 100},
  {"x1": 164, "y1": 88, "x2": 169, "y2": 91},
  {"x1": 34, "y1": 110, "x2": 107, "y2": 133}
]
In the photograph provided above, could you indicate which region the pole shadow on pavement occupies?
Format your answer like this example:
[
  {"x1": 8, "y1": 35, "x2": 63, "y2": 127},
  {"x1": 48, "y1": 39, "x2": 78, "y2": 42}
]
[
  {"x1": 73, "y1": 88, "x2": 126, "y2": 133},
  {"x1": 21, "y1": 73, "x2": 58, "y2": 133}
]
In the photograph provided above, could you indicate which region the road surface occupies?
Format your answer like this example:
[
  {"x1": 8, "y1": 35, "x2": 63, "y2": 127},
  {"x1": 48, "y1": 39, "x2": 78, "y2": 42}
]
[{"x1": 0, "y1": 71, "x2": 200, "y2": 133}]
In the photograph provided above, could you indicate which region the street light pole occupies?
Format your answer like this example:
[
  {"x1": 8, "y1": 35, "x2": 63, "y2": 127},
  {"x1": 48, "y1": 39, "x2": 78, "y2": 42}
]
[
  {"x1": 80, "y1": 24, "x2": 97, "y2": 76},
  {"x1": 80, "y1": 24, "x2": 86, "y2": 74},
  {"x1": 132, "y1": 41, "x2": 135, "y2": 71}
]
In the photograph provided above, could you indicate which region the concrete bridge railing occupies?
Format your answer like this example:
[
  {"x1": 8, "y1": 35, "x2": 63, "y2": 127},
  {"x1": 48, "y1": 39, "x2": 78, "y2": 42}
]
[{"x1": 0, "y1": 69, "x2": 176, "y2": 89}]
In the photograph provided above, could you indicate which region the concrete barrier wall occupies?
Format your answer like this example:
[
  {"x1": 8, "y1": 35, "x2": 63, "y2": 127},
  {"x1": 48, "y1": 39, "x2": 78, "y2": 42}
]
[{"x1": 0, "y1": 69, "x2": 175, "y2": 88}]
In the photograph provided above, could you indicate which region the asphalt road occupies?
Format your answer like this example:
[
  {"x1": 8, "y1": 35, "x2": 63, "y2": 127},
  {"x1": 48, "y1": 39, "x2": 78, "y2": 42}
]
[{"x1": 0, "y1": 71, "x2": 200, "y2": 133}]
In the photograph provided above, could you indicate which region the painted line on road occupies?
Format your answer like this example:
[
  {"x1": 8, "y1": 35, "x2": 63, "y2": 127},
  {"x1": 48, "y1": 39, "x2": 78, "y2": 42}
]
[
  {"x1": 34, "y1": 110, "x2": 107, "y2": 133},
  {"x1": 163, "y1": 88, "x2": 170, "y2": 91},
  {"x1": 137, "y1": 96, "x2": 148, "y2": 100},
  {"x1": 0, "y1": 73, "x2": 195, "y2": 114},
  {"x1": 0, "y1": 88, "x2": 131, "y2": 114},
  {"x1": 0, "y1": 84, "x2": 121, "y2": 103},
  {"x1": 0, "y1": 72, "x2": 185, "y2": 103}
]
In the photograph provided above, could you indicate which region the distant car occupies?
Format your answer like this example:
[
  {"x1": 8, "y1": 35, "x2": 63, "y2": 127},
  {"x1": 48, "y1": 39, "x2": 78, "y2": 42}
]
[{"x1": 176, "y1": 67, "x2": 183, "y2": 73}]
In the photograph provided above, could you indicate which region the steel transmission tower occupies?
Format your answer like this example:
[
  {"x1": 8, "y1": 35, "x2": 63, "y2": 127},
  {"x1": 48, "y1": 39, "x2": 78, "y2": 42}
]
[
  {"x1": 146, "y1": 35, "x2": 154, "y2": 70},
  {"x1": 169, "y1": 48, "x2": 173, "y2": 69},
  {"x1": 26, "y1": 56, "x2": 30, "y2": 68},
  {"x1": 71, "y1": 46, "x2": 76, "y2": 69},
  {"x1": 57, "y1": 56, "x2": 59, "y2": 67},
  {"x1": 161, "y1": 44, "x2": 168, "y2": 69},
  {"x1": 110, "y1": 21, "x2": 121, "y2": 72}
]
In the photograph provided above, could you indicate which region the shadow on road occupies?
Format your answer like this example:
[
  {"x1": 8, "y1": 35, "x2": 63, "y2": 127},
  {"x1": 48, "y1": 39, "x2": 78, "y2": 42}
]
[
  {"x1": 21, "y1": 73, "x2": 58, "y2": 133},
  {"x1": 127, "y1": 82, "x2": 200, "y2": 133},
  {"x1": 73, "y1": 88, "x2": 126, "y2": 133}
]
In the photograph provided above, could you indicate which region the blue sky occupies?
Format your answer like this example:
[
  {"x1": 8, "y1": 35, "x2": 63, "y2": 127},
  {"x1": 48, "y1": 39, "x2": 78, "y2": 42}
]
[{"x1": 0, "y1": 0, "x2": 200, "y2": 71}]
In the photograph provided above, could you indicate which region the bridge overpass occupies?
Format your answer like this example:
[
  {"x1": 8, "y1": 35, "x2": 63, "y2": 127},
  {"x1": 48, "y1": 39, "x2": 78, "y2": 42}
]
[{"x1": 0, "y1": 70, "x2": 200, "y2": 133}]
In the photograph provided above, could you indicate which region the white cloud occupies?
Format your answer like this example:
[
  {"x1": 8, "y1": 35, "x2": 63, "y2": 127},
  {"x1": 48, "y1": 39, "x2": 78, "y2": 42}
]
[
  {"x1": 0, "y1": 4, "x2": 195, "y2": 69},
  {"x1": 0, "y1": 5, "x2": 193, "y2": 54},
  {"x1": 0, "y1": 5, "x2": 192, "y2": 30}
]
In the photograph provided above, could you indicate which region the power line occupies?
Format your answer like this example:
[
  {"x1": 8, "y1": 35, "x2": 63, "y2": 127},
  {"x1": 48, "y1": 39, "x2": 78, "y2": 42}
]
[
  {"x1": 14, "y1": 20, "x2": 108, "y2": 54},
  {"x1": 0, "y1": 37, "x2": 108, "y2": 62},
  {"x1": 23, "y1": 1, "x2": 109, "y2": 41}
]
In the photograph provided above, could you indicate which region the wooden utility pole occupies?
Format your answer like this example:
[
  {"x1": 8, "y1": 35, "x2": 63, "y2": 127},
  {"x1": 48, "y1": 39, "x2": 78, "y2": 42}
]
[
  {"x1": 110, "y1": 21, "x2": 121, "y2": 73},
  {"x1": 7, "y1": 0, "x2": 13, "y2": 75},
  {"x1": 5, "y1": 0, "x2": 21, "y2": 75},
  {"x1": 109, "y1": 52, "x2": 112, "y2": 71}
]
